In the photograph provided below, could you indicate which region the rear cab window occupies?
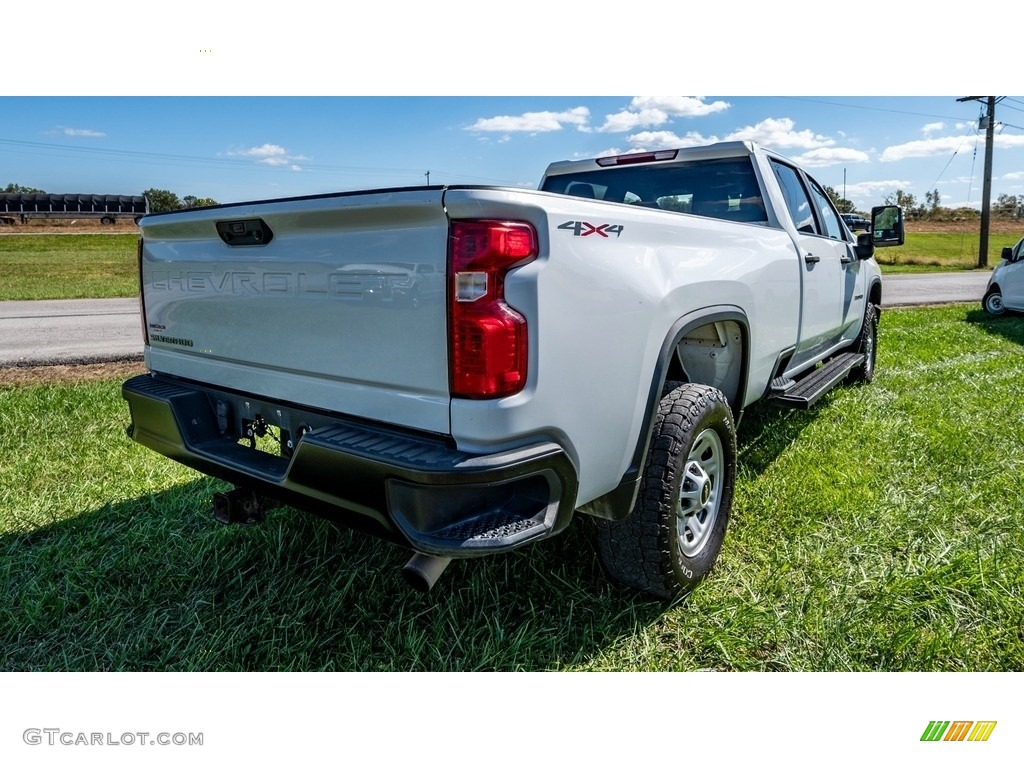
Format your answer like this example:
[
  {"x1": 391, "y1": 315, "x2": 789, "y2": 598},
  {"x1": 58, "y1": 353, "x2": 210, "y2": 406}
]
[{"x1": 542, "y1": 157, "x2": 769, "y2": 225}]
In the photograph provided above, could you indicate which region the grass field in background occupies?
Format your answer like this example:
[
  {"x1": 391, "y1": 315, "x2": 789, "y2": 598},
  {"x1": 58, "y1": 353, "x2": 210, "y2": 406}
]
[
  {"x1": 0, "y1": 234, "x2": 138, "y2": 300},
  {"x1": 874, "y1": 230, "x2": 1019, "y2": 272},
  {"x1": 2, "y1": 305, "x2": 1022, "y2": 671},
  {"x1": 1, "y1": 226, "x2": 1022, "y2": 300}
]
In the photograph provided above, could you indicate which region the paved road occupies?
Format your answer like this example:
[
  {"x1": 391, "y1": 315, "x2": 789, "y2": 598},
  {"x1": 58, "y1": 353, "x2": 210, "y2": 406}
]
[
  {"x1": 0, "y1": 271, "x2": 997, "y2": 367},
  {"x1": 0, "y1": 298, "x2": 142, "y2": 366},
  {"x1": 881, "y1": 271, "x2": 991, "y2": 307}
]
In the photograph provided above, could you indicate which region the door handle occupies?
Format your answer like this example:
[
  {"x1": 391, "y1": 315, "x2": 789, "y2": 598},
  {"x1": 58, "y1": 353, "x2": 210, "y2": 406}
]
[{"x1": 804, "y1": 253, "x2": 820, "y2": 264}]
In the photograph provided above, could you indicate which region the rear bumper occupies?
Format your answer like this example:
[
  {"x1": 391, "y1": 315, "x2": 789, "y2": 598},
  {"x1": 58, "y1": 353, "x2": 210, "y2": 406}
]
[{"x1": 122, "y1": 374, "x2": 579, "y2": 557}]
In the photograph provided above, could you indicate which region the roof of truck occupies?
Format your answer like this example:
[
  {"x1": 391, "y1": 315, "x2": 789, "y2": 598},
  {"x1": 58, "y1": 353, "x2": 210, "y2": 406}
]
[{"x1": 541, "y1": 141, "x2": 764, "y2": 179}]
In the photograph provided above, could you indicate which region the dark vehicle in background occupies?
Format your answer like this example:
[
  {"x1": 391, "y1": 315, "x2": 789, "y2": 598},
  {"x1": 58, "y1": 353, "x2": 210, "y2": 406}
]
[
  {"x1": 841, "y1": 213, "x2": 871, "y2": 231},
  {"x1": 0, "y1": 193, "x2": 148, "y2": 225}
]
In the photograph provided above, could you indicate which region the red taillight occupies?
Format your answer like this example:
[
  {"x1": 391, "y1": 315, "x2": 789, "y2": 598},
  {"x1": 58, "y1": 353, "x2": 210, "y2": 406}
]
[{"x1": 449, "y1": 220, "x2": 537, "y2": 398}]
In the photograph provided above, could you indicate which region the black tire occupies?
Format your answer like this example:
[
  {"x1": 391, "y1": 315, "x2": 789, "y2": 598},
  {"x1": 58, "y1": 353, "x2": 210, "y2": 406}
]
[
  {"x1": 983, "y1": 287, "x2": 1005, "y2": 316},
  {"x1": 848, "y1": 302, "x2": 878, "y2": 383},
  {"x1": 596, "y1": 382, "x2": 737, "y2": 601}
]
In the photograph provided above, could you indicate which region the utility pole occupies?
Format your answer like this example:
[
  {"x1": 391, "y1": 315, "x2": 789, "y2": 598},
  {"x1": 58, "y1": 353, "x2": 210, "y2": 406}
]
[
  {"x1": 958, "y1": 96, "x2": 998, "y2": 268},
  {"x1": 425, "y1": 170, "x2": 430, "y2": 186}
]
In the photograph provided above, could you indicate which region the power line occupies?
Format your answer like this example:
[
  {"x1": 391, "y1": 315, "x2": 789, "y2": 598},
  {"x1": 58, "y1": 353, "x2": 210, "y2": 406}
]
[
  {"x1": 926, "y1": 131, "x2": 975, "y2": 192},
  {"x1": 778, "y1": 97, "x2": 968, "y2": 122},
  {"x1": 0, "y1": 137, "x2": 520, "y2": 186}
]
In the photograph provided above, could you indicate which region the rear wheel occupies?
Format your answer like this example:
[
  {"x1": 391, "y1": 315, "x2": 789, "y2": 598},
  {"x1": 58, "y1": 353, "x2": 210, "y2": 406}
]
[
  {"x1": 983, "y1": 287, "x2": 1005, "y2": 315},
  {"x1": 596, "y1": 382, "x2": 736, "y2": 600}
]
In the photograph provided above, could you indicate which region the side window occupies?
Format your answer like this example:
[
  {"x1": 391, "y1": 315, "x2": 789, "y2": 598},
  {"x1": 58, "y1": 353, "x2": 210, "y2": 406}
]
[
  {"x1": 770, "y1": 160, "x2": 816, "y2": 234},
  {"x1": 807, "y1": 178, "x2": 844, "y2": 240}
]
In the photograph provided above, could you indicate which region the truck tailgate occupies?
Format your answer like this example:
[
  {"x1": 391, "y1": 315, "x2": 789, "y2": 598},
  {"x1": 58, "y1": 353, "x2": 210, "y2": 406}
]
[{"x1": 138, "y1": 189, "x2": 451, "y2": 435}]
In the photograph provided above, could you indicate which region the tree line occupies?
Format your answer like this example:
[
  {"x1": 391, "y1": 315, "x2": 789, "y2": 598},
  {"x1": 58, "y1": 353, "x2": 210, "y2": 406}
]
[
  {"x1": 3, "y1": 183, "x2": 218, "y2": 211},
  {"x1": 825, "y1": 184, "x2": 1022, "y2": 222}
]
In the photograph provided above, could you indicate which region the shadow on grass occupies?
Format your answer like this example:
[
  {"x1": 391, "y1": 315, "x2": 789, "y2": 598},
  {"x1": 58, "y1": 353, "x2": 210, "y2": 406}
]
[
  {"x1": 965, "y1": 308, "x2": 1024, "y2": 346},
  {"x1": 737, "y1": 399, "x2": 821, "y2": 476},
  {"x1": 0, "y1": 479, "x2": 665, "y2": 672}
]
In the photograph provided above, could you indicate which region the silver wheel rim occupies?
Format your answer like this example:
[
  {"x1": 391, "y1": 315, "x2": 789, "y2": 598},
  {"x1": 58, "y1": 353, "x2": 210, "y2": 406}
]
[
  {"x1": 987, "y1": 292, "x2": 1003, "y2": 313},
  {"x1": 676, "y1": 427, "x2": 724, "y2": 558}
]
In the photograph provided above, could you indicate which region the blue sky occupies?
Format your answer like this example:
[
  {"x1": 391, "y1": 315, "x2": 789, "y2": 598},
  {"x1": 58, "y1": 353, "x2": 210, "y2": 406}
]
[{"x1": 3, "y1": 96, "x2": 1023, "y2": 213}]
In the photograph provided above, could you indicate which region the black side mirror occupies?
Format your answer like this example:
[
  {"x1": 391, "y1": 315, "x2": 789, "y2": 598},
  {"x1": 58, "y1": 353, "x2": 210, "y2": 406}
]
[
  {"x1": 855, "y1": 232, "x2": 875, "y2": 260},
  {"x1": 1002, "y1": 246, "x2": 1014, "y2": 262},
  {"x1": 870, "y1": 205, "x2": 905, "y2": 247}
]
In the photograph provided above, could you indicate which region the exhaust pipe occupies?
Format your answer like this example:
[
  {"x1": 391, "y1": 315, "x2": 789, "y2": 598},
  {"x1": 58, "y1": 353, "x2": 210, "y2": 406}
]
[{"x1": 402, "y1": 553, "x2": 453, "y2": 593}]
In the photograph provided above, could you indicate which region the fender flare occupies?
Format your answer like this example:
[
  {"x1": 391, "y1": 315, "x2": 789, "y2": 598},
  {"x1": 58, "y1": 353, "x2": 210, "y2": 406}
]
[{"x1": 580, "y1": 306, "x2": 750, "y2": 521}]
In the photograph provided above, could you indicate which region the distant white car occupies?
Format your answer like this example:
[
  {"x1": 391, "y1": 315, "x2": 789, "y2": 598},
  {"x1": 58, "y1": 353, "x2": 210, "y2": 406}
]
[{"x1": 983, "y1": 236, "x2": 1024, "y2": 314}]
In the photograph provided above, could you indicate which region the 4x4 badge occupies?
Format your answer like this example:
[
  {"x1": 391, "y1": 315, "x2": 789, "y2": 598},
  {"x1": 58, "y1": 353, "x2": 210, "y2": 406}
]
[{"x1": 558, "y1": 220, "x2": 624, "y2": 238}]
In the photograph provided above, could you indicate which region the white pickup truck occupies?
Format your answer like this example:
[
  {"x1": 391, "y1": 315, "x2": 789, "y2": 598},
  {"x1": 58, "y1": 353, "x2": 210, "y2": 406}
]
[{"x1": 122, "y1": 140, "x2": 904, "y2": 599}]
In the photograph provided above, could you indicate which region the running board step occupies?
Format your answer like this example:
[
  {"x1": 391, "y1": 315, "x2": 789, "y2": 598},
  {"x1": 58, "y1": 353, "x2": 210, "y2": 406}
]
[{"x1": 771, "y1": 352, "x2": 864, "y2": 409}]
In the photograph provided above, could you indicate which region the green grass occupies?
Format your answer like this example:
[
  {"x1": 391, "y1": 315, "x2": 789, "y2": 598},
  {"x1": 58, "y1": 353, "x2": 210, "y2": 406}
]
[
  {"x1": 876, "y1": 231, "x2": 1019, "y2": 272},
  {"x1": 2, "y1": 305, "x2": 1024, "y2": 671},
  {"x1": 0, "y1": 234, "x2": 137, "y2": 300}
]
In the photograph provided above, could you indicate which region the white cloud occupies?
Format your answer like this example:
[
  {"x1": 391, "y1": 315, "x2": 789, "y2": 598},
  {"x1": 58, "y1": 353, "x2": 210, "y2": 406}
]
[
  {"x1": 598, "y1": 107, "x2": 670, "y2": 133},
  {"x1": 843, "y1": 180, "x2": 912, "y2": 197},
  {"x1": 884, "y1": 130, "x2": 1024, "y2": 160},
  {"x1": 630, "y1": 96, "x2": 731, "y2": 117},
  {"x1": 1003, "y1": 171, "x2": 1024, "y2": 180},
  {"x1": 625, "y1": 130, "x2": 718, "y2": 149},
  {"x1": 66, "y1": 127, "x2": 105, "y2": 137},
  {"x1": 922, "y1": 122, "x2": 944, "y2": 134},
  {"x1": 226, "y1": 143, "x2": 308, "y2": 170},
  {"x1": 724, "y1": 117, "x2": 834, "y2": 150},
  {"x1": 995, "y1": 133, "x2": 1024, "y2": 149},
  {"x1": 881, "y1": 135, "x2": 974, "y2": 161},
  {"x1": 623, "y1": 118, "x2": 862, "y2": 160},
  {"x1": 597, "y1": 96, "x2": 729, "y2": 133},
  {"x1": 48, "y1": 126, "x2": 106, "y2": 137},
  {"x1": 791, "y1": 147, "x2": 870, "y2": 168},
  {"x1": 466, "y1": 107, "x2": 591, "y2": 133}
]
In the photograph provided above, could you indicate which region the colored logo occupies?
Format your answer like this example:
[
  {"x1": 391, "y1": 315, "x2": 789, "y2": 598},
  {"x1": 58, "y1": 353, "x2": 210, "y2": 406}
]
[{"x1": 921, "y1": 721, "x2": 997, "y2": 742}]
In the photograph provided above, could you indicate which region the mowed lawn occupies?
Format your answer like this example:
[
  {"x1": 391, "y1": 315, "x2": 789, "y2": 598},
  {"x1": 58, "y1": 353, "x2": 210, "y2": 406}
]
[
  {"x1": 0, "y1": 234, "x2": 138, "y2": 300},
  {"x1": 1, "y1": 305, "x2": 1022, "y2": 671}
]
